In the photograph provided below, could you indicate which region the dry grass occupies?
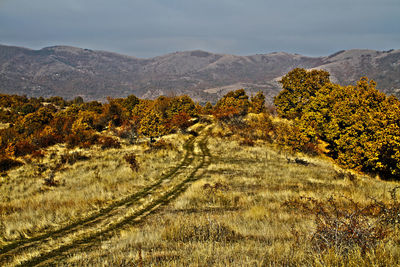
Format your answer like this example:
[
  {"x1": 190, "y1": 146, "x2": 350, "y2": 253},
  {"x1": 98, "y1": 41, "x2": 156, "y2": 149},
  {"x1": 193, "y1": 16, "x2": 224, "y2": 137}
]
[
  {"x1": 53, "y1": 131, "x2": 400, "y2": 266},
  {"x1": 0, "y1": 123, "x2": 9, "y2": 130},
  {"x1": 0, "y1": 132, "x2": 189, "y2": 244},
  {"x1": 1, "y1": 120, "x2": 399, "y2": 266}
]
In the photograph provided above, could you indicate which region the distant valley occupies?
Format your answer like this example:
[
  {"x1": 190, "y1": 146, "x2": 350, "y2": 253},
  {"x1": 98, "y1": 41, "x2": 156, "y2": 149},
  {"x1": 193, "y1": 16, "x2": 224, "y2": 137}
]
[{"x1": 0, "y1": 44, "x2": 399, "y2": 103}]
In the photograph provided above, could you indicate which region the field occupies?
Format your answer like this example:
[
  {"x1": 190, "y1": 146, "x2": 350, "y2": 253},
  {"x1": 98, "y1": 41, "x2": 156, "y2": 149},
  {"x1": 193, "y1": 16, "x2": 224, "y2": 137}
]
[{"x1": 1, "y1": 122, "x2": 400, "y2": 266}]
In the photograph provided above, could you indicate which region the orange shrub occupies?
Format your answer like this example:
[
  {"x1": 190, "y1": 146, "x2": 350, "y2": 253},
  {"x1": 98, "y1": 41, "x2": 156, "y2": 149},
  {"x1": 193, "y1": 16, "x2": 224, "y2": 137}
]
[
  {"x1": 32, "y1": 126, "x2": 63, "y2": 148},
  {"x1": 7, "y1": 140, "x2": 38, "y2": 157},
  {"x1": 65, "y1": 131, "x2": 98, "y2": 149},
  {"x1": 170, "y1": 112, "x2": 192, "y2": 131},
  {"x1": 212, "y1": 106, "x2": 240, "y2": 122}
]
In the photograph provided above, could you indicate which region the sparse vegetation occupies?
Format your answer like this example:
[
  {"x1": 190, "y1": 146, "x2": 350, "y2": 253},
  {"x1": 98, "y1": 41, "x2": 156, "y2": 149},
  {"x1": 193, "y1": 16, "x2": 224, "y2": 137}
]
[{"x1": 123, "y1": 153, "x2": 139, "y2": 172}]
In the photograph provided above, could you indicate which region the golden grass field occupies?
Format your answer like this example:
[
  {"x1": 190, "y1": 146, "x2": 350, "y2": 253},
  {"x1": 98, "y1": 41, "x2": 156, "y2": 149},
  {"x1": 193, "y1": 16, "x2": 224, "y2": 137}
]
[
  {"x1": 0, "y1": 131, "x2": 189, "y2": 242},
  {"x1": 1, "y1": 121, "x2": 400, "y2": 266}
]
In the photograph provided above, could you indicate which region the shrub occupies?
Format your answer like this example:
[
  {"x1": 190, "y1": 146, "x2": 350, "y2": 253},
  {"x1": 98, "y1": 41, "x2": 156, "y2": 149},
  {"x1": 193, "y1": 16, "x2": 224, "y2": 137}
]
[
  {"x1": 272, "y1": 121, "x2": 319, "y2": 155},
  {"x1": 246, "y1": 113, "x2": 274, "y2": 141},
  {"x1": 226, "y1": 116, "x2": 248, "y2": 131},
  {"x1": 32, "y1": 126, "x2": 63, "y2": 148},
  {"x1": 65, "y1": 131, "x2": 98, "y2": 149},
  {"x1": 33, "y1": 133, "x2": 62, "y2": 148},
  {"x1": 124, "y1": 153, "x2": 139, "y2": 172},
  {"x1": 214, "y1": 89, "x2": 250, "y2": 118},
  {"x1": 283, "y1": 196, "x2": 391, "y2": 255},
  {"x1": 150, "y1": 139, "x2": 174, "y2": 150},
  {"x1": 274, "y1": 68, "x2": 330, "y2": 119},
  {"x1": 170, "y1": 112, "x2": 192, "y2": 131},
  {"x1": 116, "y1": 121, "x2": 137, "y2": 143},
  {"x1": 0, "y1": 156, "x2": 23, "y2": 172},
  {"x1": 8, "y1": 140, "x2": 38, "y2": 157},
  {"x1": 249, "y1": 91, "x2": 266, "y2": 114},
  {"x1": 212, "y1": 106, "x2": 241, "y2": 122},
  {"x1": 98, "y1": 136, "x2": 121, "y2": 150}
]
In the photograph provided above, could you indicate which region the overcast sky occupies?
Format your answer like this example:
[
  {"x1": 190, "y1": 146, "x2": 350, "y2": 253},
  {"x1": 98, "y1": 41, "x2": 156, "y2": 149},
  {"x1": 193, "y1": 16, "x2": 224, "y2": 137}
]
[{"x1": 1, "y1": 0, "x2": 399, "y2": 58}]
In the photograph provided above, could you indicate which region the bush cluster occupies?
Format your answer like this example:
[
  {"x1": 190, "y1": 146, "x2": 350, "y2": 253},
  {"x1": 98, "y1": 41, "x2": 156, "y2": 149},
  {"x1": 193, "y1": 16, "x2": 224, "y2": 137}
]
[
  {"x1": 284, "y1": 188, "x2": 400, "y2": 256},
  {"x1": 0, "y1": 93, "x2": 202, "y2": 172},
  {"x1": 274, "y1": 68, "x2": 400, "y2": 179}
]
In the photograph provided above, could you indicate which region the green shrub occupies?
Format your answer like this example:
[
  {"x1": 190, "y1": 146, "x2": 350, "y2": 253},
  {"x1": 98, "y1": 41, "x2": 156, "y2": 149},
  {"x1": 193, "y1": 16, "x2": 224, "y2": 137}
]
[{"x1": 272, "y1": 121, "x2": 318, "y2": 155}]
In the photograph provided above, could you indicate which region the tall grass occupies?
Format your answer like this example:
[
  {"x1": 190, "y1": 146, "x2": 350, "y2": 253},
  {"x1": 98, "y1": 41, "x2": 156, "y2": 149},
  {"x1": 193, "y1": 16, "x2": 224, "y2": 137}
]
[
  {"x1": 55, "y1": 132, "x2": 400, "y2": 266},
  {"x1": 0, "y1": 132, "x2": 189, "y2": 244}
]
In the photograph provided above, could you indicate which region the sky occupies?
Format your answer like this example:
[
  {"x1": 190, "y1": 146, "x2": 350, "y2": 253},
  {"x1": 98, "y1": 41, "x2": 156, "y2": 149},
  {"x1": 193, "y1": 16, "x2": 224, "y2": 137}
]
[{"x1": 0, "y1": 0, "x2": 399, "y2": 58}]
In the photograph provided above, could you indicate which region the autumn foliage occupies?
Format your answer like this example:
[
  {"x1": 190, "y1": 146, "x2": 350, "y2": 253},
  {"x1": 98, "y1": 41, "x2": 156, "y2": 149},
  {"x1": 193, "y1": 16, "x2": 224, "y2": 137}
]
[
  {"x1": 275, "y1": 68, "x2": 400, "y2": 180},
  {"x1": 213, "y1": 89, "x2": 250, "y2": 121},
  {"x1": 2, "y1": 69, "x2": 400, "y2": 181},
  {"x1": 0, "y1": 93, "x2": 199, "y2": 170}
]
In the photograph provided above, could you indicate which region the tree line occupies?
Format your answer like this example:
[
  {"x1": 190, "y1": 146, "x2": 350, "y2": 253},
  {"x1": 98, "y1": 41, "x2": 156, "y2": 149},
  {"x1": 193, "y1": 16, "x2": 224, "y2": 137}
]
[
  {"x1": 2, "y1": 67, "x2": 400, "y2": 180},
  {"x1": 0, "y1": 91, "x2": 264, "y2": 170}
]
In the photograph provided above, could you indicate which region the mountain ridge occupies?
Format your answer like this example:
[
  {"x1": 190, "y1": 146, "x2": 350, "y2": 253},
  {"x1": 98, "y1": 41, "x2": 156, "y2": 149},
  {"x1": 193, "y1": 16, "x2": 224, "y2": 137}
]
[{"x1": 0, "y1": 44, "x2": 399, "y2": 103}]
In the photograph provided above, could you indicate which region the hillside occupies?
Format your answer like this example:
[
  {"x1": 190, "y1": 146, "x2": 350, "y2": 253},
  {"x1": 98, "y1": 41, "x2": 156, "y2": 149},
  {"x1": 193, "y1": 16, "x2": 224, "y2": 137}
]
[
  {"x1": 1, "y1": 84, "x2": 400, "y2": 265},
  {"x1": 1, "y1": 121, "x2": 399, "y2": 266},
  {"x1": 0, "y1": 44, "x2": 399, "y2": 102}
]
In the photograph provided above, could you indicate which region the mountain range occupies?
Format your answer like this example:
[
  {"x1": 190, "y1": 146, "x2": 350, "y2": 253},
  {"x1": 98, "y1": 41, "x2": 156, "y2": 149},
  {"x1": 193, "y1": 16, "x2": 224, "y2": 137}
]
[{"x1": 0, "y1": 44, "x2": 399, "y2": 103}]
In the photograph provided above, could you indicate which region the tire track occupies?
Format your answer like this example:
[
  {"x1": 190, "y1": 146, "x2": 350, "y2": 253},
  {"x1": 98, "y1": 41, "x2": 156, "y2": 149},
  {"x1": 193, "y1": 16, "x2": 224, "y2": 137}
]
[
  {"x1": 0, "y1": 129, "x2": 208, "y2": 266},
  {"x1": 20, "y1": 133, "x2": 211, "y2": 266}
]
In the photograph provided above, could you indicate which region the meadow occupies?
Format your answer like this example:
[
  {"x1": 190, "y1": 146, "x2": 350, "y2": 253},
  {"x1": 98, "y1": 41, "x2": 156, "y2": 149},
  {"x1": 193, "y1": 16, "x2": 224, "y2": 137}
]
[{"x1": 1, "y1": 121, "x2": 398, "y2": 266}]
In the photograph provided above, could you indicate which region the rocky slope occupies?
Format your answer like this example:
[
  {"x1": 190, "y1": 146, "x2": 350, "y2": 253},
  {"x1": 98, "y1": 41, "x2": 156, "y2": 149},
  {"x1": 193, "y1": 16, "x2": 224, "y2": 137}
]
[{"x1": 0, "y1": 44, "x2": 399, "y2": 102}]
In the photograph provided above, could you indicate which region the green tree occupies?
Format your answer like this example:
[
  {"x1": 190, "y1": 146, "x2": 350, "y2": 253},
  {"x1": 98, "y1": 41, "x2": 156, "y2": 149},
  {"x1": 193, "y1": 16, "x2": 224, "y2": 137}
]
[
  {"x1": 215, "y1": 89, "x2": 250, "y2": 117},
  {"x1": 138, "y1": 109, "x2": 167, "y2": 141},
  {"x1": 122, "y1": 94, "x2": 140, "y2": 111},
  {"x1": 249, "y1": 91, "x2": 266, "y2": 114},
  {"x1": 274, "y1": 68, "x2": 330, "y2": 119},
  {"x1": 203, "y1": 102, "x2": 213, "y2": 114},
  {"x1": 167, "y1": 95, "x2": 196, "y2": 118},
  {"x1": 297, "y1": 76, "x2": 400, "y2": 179}
]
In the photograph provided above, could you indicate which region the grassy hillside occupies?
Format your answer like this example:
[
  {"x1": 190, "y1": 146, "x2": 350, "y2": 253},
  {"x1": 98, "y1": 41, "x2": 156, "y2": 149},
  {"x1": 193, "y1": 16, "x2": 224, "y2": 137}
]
[
  {"x1": 1, "y1": 72, "x2": 400, "y2": 266},
  {"x1": 1, "y1": 121, "x2": 399, "y2": 266}
]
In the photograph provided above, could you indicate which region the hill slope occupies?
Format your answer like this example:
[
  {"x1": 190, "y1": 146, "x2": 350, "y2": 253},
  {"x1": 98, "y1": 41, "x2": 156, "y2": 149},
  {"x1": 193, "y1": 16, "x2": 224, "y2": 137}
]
[
  {"x1": 1, "y1": 121, "x2": 399, "y2": 265},
  {"x1": 0, "y1": 44, "x2": 399, "y2": 102}
]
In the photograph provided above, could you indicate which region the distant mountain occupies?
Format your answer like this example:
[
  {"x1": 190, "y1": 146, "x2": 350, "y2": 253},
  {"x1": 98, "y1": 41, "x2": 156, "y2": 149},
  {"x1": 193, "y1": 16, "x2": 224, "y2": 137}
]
[{"x1": 0, "y1": 44, "x2": 399, "y2": 103}]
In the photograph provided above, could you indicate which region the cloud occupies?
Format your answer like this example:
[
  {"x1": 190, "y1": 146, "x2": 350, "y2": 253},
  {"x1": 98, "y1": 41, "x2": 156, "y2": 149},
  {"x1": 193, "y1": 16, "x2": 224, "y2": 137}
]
[{"x1": 0, "y1": 0, "x2": 399, "y2": 57}]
